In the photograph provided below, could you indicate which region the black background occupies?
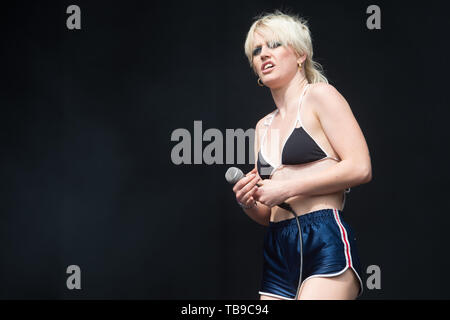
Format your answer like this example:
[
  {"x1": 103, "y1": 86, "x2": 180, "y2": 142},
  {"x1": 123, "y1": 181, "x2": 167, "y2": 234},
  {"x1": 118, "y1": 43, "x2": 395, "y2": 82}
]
[{"x1": 1, "y1": 0, "x2": 449, "y2": 299}]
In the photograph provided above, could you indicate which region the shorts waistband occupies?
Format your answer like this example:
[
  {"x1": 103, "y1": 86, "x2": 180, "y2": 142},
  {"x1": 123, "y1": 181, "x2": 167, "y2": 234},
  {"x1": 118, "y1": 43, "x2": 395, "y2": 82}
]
[{"x1": 268, "y1": 208, "x2": 341, "y2": 229}]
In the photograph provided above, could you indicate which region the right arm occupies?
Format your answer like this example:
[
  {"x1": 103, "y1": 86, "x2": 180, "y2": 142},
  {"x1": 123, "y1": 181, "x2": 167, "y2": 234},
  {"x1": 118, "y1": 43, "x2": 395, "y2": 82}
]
[{"x1": 232, "y1": 119, "x2": 272, "y2": 226}]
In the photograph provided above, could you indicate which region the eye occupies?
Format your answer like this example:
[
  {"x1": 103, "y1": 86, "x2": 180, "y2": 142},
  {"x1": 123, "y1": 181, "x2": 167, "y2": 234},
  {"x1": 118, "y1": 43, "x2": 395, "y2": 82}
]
[
  {"x1": 268, "y1": 41, "x2": 282, "y2": 49},
  {"x1": 252, "y1": 46, "x2": 262, "y2": 56}
]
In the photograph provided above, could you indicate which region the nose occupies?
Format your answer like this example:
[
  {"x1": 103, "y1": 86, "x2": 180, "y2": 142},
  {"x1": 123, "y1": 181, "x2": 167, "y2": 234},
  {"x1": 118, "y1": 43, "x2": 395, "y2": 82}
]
[
  {"x1": 259, "y1": 45, "x2": 270, "y2": 61},
  {"x1": 253, "y1": 44, "x2": 272, "y2": 72}
]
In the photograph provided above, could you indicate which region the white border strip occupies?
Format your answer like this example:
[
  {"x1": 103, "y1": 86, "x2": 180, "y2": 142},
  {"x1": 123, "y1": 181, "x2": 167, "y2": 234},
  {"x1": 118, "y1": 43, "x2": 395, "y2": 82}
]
[
  {"x1": 297, "y1": 265, "x2": 364, "y2": 298},
  {"x1": 258, "y1": 291, "x2": 295, "y2": 300}
]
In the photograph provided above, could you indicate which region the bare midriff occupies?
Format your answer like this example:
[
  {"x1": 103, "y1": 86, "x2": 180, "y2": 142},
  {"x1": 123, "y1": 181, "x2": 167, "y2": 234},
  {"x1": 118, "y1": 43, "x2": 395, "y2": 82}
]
[{"x1": 268, "y1": 157, "x2": 344, "y2": 223}]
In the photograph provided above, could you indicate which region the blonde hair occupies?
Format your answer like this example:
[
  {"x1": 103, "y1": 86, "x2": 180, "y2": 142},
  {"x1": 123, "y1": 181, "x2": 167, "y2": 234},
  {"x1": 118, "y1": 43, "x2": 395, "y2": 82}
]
[{"x1": 244, "y1": 10, "x2": 328, "y2": 84}]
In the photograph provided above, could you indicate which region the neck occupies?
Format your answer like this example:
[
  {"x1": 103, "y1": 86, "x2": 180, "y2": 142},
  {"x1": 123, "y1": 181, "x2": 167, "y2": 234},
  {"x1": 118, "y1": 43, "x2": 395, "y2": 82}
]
[{"x1": 270, "y1": 73, "x2": 308, "y2": 119}]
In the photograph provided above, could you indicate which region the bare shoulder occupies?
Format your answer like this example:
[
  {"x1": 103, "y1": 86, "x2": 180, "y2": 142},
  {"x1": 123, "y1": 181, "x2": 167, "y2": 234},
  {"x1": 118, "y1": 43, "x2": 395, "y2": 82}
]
[
  {"x1": 255, "y1": 110, "x2": 275, "y2": 130},
  {"x1": 307, "y1": 82, "x2": 343, "y2": 102},
  {"x1": 255, "y1": 117, "x2": 265, "y2": 130},
  {"x1": 307, "y1": 82, "x2": 350, "y2": 118}
]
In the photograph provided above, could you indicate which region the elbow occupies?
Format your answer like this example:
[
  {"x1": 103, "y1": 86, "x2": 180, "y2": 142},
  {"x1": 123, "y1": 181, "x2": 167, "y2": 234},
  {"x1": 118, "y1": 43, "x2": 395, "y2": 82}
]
[
  {"x1": 348, "y1": 158, "x2": 372, "y2": 184},
  {"x1": 358, "y1": 163, "x2": 372, "y2": 184},
  {"x1": 260, "y1": 220, "x2": 270, "y2": 227},
  {"x1": 256, "y1": 216, "x2": 270, "y2": 227}
]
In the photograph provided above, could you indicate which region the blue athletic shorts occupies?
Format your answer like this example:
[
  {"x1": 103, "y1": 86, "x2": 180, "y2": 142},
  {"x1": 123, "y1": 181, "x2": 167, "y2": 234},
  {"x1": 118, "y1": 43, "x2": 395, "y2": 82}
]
[{"x1": 259, "y1": 208, "x2": 363, "y2": 300}]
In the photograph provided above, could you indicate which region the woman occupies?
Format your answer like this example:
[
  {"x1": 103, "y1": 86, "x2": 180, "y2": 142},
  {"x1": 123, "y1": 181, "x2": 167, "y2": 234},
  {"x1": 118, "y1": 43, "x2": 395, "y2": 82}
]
[{"x1": 232, "y1": 11, "x2": 372, "y2": 300}]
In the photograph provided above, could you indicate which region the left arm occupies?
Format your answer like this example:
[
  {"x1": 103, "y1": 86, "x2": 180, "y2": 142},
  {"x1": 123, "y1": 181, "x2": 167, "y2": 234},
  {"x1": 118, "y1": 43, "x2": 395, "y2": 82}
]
[{"x1": 285, "y1": 83, "x2": 372, "y2": 198}]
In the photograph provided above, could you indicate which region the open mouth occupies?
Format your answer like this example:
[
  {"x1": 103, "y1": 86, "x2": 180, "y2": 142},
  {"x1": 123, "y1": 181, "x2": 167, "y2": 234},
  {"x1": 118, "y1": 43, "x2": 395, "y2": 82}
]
[
  {"x1": 261, "y1": 62, "x2": 275, "y2": 71},
  {"x1": 262, "y1": 63, "x2": 275, "y2": 74},
  {"x1": 263, "y1": 63, "x2": 274, "y2": 70}
]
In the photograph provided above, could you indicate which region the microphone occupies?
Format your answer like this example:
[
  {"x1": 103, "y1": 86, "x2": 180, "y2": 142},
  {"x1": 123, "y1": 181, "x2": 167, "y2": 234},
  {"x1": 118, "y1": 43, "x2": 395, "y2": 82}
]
[
  {"x1": 225, "y1": 167, "x2": 245, "y2": 184},
  {"x1": 225, "y1": 167, "x2": 263, "y2": 187}
]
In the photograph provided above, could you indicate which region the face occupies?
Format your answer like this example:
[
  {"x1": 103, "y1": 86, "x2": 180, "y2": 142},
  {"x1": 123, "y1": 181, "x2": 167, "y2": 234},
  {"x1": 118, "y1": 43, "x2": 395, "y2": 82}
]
[{"x1": 251, "y1": 31, "x2": 304, "y2": 88}]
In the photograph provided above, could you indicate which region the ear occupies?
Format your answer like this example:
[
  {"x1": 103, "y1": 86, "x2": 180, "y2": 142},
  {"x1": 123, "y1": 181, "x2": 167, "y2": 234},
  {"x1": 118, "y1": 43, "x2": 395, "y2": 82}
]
[{"x1": 297, "y1": 52, "x2": 307, "y2": 64}]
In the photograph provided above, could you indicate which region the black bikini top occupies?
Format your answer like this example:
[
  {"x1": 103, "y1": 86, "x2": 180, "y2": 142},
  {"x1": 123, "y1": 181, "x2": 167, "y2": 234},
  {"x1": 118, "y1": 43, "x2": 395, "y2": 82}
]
[
  {"x1": 256, "y1": 84, "x2": 338, "y2": 178},
  {"x1": 256, "y1": 84, "x2": 350, "y2": 206}
]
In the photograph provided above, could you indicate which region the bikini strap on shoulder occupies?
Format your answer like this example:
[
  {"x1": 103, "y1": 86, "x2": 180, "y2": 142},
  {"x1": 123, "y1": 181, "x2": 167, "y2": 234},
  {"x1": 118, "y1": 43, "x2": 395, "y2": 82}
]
[{"x1": 264, "y1": 109, "x2": 278, "y2": 126}]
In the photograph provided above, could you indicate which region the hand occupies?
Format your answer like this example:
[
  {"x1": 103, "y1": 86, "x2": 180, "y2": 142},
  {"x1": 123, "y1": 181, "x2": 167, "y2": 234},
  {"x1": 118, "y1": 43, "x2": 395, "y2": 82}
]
[
  {"x1": 253, "y1": 179, "x2": 290, "y2": 208},
  {"x1": 232, "y1": 167, "x2": 260, "y2": 208}
]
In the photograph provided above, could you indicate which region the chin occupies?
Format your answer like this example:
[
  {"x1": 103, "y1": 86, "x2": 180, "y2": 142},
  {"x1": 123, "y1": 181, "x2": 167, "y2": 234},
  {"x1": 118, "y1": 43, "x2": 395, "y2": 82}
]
[{"x1": 262, "y1": 78, "x2": 283, "y2": 89}]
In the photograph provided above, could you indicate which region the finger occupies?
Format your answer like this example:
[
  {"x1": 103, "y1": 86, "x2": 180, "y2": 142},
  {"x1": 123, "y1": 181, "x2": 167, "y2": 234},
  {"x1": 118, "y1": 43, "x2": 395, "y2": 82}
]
[
  {"x1": 240, "y1": 175, "x2": 260, "y2": 196},
  {"x1": 252, "y1": 176, "x2": 261, "y2": 188},
  {"x1": 252, "y1": 186, "x2": 260, "y2": 200},
  {"x1": 241, "y1": 185, "x2": 259, "y2": 204},
  {"x1": 255, "y1": 178, "x2": 263, "y2": 187},
  {"x1": 233, "y1": 173, "x2": 255, "y2": 193},
  {"x1": 248, "y1": 185, "x2": 259, "y2": 197},
  {"x1": 247, "y1": 195, "x2": 256, "y2": 205},
  {"x1": 251, "y1": 174, "x2": 261, "y2": 185},
  {"x1": 234, "y1": 173, "x2": 260, "y2": 195},
  {"x1": 246, "y1": 167, "x2": 258, "y2": 176}
]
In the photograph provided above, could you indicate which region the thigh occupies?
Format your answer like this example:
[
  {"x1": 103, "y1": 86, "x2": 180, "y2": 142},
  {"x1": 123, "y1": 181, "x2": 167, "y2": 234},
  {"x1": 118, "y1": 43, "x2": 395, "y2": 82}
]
[{"x1": 298, "y1": 269, "x2": 359, "y2": 300}]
